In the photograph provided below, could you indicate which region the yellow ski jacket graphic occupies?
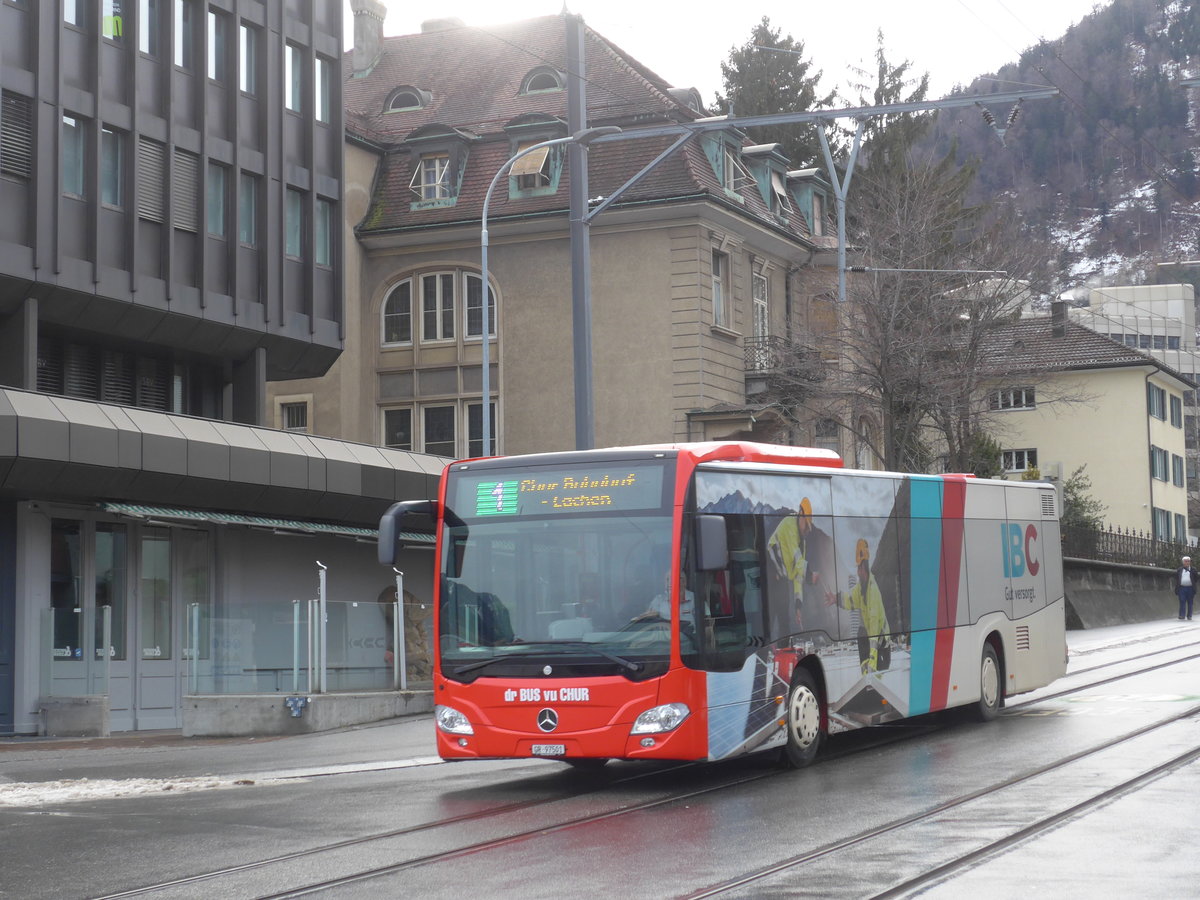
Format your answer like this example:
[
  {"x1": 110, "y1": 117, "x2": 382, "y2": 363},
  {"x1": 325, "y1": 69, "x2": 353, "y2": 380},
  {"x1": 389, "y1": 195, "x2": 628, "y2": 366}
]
[
  {"x1": 839, "y1": 575, "x2": 889, "y2": 672},
  {"x1": 767, "y1": 517, "x2": 808, "y2": 590}
]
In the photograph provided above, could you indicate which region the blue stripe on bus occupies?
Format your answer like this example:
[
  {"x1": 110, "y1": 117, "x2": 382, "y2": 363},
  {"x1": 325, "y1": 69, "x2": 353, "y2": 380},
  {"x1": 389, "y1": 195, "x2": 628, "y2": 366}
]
[{"x1": 908, "y1": 477, "x2": 943, "y2": 716}]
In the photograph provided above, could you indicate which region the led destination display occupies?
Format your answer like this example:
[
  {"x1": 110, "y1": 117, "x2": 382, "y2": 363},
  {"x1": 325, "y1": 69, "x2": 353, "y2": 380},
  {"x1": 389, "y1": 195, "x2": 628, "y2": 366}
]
[{"x1": 451, "y1": 463, "x2": 668, "y2": 518}]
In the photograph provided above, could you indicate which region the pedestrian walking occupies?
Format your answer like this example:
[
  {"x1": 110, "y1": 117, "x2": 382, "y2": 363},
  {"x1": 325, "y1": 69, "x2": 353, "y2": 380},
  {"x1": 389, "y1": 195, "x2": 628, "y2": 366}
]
[{"x1": 1173, "y1": 556, "x2": 1197, "y2": 620}]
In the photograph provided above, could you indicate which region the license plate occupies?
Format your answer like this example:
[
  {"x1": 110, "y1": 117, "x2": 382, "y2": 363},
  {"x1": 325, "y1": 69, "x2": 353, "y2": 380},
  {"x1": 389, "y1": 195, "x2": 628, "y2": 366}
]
[{"x1": 531, "y1": 744, "x2": 566, "y2": 756}]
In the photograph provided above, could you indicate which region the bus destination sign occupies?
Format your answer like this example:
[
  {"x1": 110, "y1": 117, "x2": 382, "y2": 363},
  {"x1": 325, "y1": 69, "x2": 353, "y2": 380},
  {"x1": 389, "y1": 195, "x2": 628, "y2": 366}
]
[{"x1": 456, "y1": 464, "x2": 666, "y2": 518}]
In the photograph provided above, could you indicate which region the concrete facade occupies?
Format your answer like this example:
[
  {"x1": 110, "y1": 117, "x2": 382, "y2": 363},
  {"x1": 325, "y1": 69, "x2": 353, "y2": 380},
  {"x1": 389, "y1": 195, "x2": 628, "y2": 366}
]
[
  {"x1": 979, "y1": 315, "x2": 1193, "y2": 539},
  {"x1": 1068, "y1": 283, "x2": 1200, "y2": 531},
  {"x1": 989, "y1": 365, "x2": 1190, "y2": 534},
  {"x1": 0, "y1": 1, "x2": 445, "y2": 736}
]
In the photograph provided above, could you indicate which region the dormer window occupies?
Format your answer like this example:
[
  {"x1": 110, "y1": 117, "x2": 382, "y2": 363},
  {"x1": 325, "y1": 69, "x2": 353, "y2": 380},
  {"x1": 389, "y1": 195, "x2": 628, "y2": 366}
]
[
  {"x1": 386, "y1": 86, "x2": 429, "y2": 112},
  {"x1": 410, "y1": 153, "x2": 450, "y2": 201},
  {"x1": 511, "y1": 142, "x2": 552, "y2": 190},
  {"x1": 504, "y1": 115, "x2": 568, "y2": 198},
  {"x1": 403, "y1": 124, "x2": 474, "y2": 209},
  {"x1": 720, "y1": 147, "x2": 755, "y2": 196},
  {"x1": 770, "y1": 171, "x2": 792, "y2": 215},
  {"x1": 811, "y1": 192, "x2": 825, "y2": 236},
  {"x1": 520, "y1": 68, "x2": 563, "y2": 94}
]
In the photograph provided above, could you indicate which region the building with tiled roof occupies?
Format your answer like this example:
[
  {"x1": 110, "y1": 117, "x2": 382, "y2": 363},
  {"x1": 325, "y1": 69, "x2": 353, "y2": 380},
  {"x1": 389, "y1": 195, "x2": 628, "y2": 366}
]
[
  {"x1": 980, "y1": 307, "x2": 1193, "y2": 539},
  {"x1": 267, "y1": 6, "x2": 840, "y2": 458}
]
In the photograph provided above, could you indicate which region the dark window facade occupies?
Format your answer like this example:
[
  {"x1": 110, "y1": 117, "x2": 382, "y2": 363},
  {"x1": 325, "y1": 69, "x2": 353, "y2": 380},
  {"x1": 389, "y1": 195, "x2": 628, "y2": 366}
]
[
  {"x1": 0, "y1": 91, "x2": 33, "y2": 181},
  {"x1": 36, "y1": 334, "x2": 221, "y2": 416}
]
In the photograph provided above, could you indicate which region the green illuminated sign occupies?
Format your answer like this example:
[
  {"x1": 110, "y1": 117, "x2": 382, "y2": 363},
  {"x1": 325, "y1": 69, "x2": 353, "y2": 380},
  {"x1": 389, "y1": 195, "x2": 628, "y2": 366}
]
[{"x1": 475, "y1": 481, "x2": 520, "y2": 516}]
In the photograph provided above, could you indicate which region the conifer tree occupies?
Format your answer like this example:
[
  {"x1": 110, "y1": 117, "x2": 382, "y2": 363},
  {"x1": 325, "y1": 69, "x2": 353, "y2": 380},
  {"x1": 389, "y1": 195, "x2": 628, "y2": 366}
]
[{"x1": 712, "y1": 17, "x2": 834, "y2": 168}]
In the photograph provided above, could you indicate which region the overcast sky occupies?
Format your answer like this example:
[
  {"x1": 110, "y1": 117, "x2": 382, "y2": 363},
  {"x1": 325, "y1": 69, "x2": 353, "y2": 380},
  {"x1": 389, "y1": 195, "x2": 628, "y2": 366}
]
[{"x1": 345, "y1": 0, "x2": 1111, "y2": 102}]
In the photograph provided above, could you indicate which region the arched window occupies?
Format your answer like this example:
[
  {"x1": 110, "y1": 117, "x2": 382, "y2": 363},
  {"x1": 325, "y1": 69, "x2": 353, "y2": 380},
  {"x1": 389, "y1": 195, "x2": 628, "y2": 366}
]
[
  {"x1": 381, "y1": 268, "x2": 497, "y2": 346},
  {"x1": 520, "y1": 68, "x2": 562, "y2": 94},
  {"x1": 382, "y1": 280, "x2": 412, "y2": 344},
  {"x1": 385, "y1": 87, "x2": 428, "y2": 112}
]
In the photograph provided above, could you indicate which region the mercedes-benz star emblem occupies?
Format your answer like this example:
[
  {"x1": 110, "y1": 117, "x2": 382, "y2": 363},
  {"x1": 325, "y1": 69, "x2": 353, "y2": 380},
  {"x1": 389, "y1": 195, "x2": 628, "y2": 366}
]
[{"x1": 536, "y1": 708, "x2": 559, "y2": 733}]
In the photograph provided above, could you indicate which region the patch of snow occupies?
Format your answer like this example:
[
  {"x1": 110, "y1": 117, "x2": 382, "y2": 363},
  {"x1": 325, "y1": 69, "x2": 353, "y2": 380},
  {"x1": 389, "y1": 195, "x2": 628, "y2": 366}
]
[{"x1": 0, "y1": 775, "x2": 281, "y2": 807}]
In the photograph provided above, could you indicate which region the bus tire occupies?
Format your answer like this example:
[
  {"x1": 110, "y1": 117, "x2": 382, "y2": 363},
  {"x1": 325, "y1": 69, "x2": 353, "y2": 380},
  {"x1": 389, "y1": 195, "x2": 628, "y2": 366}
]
[
  {"x1": 782, "y1": 669, "x2": 824, "y2": 768},
  {"x1": 974, "y1": 642, "x2": 1002, "y2": 722}
]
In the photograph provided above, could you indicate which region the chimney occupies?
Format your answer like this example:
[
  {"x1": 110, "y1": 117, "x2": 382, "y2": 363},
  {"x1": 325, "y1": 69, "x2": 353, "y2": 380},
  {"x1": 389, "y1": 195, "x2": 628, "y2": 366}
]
[
  {"x1": 350, "y1": 0, "x2": 387, "y2": 77},
  {"x1": 1051, "y1": 300, "x2": 1066, "y2": 337}
]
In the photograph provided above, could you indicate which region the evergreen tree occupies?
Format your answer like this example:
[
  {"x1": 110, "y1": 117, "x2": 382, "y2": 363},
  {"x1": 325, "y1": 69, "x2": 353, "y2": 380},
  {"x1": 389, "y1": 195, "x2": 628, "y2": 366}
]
[
  {"x1": 712, "y1": 17, "x2": 834, "y2": 168},
  {"x1": 966, "y1": 432, "x2": 1004, "y2": 479},
  {"x1": 1060, "y1": 465, "x2": 1107, "y2": 530},
  {"x1": 849, "y1": 31, "x2": 932, "y2": 172}
]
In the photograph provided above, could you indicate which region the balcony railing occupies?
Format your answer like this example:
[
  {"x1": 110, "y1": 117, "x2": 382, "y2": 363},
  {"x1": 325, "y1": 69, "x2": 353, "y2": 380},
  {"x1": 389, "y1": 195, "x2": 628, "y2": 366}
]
[{"x1": 744, "y1": 335, "x2": 793, "y2": 373}]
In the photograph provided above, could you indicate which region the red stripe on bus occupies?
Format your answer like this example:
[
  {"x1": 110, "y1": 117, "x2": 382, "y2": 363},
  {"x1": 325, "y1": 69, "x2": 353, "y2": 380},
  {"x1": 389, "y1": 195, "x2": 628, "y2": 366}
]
[{"x1": 930, "y1": 477, "x2": 968, "y2": 710}]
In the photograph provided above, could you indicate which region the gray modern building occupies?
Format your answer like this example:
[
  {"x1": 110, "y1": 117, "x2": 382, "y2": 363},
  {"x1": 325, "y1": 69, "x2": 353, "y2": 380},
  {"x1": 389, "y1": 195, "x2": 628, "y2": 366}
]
[{"x1": 0, "y1": 0, "x2": 439, "y2": 735}]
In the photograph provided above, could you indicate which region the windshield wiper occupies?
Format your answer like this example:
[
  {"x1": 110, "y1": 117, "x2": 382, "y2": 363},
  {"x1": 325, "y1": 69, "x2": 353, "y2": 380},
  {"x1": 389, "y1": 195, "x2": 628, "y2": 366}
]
[
  {"x1": 454, "y1": 653, "x2": 540, "y2": 676},
  {"x1": 453, "y1": 641, "x2": 643, "y2": 676},
  {"x1": 512, "y1": 640, "x2": 643, "y2": 673}
]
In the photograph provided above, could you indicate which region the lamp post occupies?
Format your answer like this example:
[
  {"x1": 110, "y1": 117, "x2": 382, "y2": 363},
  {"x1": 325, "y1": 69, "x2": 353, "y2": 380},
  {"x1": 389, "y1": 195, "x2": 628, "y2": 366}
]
[{"x1": 479, "y1": 125, "x2": 621, "y2": 457}]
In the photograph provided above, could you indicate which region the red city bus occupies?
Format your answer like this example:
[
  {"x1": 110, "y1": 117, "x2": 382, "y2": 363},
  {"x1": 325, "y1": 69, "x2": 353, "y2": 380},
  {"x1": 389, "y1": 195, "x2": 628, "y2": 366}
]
[{"x1": 378, "y1": 442, "x2": 1066, "y2": 767}]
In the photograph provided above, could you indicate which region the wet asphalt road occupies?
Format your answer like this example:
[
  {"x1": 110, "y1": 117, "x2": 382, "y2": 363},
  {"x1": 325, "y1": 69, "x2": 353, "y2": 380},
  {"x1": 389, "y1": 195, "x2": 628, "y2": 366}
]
[{"x1": 1, "y1": 620, "x2": 1198, "y2": 899}]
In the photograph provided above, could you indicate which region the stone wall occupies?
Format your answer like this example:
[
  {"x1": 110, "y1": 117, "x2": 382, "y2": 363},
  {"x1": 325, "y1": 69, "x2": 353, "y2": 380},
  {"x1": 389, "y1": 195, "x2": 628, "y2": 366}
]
[{"x1": 1064, "y1": 558, "x2": 1177, "y2": 628}]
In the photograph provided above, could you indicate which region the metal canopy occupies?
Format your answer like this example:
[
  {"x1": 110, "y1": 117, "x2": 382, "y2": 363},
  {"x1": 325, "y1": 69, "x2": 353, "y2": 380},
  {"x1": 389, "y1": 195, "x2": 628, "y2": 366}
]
[{"x1": 101, "y1": 502, "x2": 435, "y2": 544}]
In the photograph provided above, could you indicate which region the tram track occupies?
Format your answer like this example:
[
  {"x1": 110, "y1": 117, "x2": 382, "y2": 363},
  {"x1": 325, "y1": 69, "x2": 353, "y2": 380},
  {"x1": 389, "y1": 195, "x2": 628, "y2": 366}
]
[
  {"x1": 89, "y1": 637, "x2": 1200, "y2": 900},
  {"x1": 872, "y1": 742, "x2": 1200, "y2": 898},
  {"x1": 87, "y1": 721, "x2": 942, "y2": 899},
  {"x1": 1007, "y1": 642, "x2": 1200, "y2": 707},
  {"x1": 683, "y1": 702, "x2": 1200, "y2": 898}
]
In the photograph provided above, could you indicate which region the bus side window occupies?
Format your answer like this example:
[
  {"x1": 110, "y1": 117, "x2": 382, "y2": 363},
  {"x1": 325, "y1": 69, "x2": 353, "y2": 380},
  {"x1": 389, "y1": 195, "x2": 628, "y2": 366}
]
[{"x1": 694, "y1": 514, "x2": 766, "y2": 672}]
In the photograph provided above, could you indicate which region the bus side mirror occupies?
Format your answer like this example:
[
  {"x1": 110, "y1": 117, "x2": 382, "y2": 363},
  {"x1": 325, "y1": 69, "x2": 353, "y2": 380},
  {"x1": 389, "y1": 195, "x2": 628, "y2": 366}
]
[
  {"x1": 695, "y1": 514, "x2": 729, "y2": 571},
  {"x1": 378, "y1": 500, "x2": 437, "y2": 567}
]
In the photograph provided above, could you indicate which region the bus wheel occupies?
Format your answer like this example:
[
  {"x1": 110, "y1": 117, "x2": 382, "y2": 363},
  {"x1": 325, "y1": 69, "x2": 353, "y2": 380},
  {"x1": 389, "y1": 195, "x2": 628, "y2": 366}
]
[
  {"x1": 974, "y1": 642, "x2": 1002, "y2": 722},
  {"x1": 782, "y1": 669, "x2": 824, "y2": 768}
]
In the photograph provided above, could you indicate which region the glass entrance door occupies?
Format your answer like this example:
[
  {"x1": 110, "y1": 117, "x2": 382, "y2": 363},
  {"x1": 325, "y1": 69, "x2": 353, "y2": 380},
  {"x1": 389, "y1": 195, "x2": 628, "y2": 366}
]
[
  {"x1": 48, "y1": 518, "x2": 132, "y2": 726},
  {"x1": 46, "y1": 515, "x2": 210, "y2": 731},
  {"x1": 134, "y1": 527, "x2": 180, "y2": 729}
]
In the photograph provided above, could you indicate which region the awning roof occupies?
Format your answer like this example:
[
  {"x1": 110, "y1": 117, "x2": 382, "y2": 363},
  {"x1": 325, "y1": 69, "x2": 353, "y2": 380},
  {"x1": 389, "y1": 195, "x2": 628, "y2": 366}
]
[{"x1": 101, "y1": 503, "x2": 435, "y2": 544}]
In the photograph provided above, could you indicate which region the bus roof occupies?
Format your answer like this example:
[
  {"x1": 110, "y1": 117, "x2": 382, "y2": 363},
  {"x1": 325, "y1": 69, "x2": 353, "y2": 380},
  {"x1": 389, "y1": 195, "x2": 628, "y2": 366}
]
[
  {"x1": 634, "y1": 442, "x2": 843, "y2": 469},
  {"x1": 449, "y1": 441, "x2": 843, "y2": 472}
]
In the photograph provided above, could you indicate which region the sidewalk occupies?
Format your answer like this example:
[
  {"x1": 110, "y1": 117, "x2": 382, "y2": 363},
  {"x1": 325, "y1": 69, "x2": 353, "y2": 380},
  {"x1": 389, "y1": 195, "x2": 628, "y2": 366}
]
[{"x1": 0, "y1": 711, "x2": 439, "y2": 788}]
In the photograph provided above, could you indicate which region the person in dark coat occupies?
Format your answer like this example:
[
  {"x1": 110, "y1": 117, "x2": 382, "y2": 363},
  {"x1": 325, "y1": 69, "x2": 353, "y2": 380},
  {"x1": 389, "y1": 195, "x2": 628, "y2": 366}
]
[{"x1": 1173, "y1": 556, "x2": 1197, "y2": 620}]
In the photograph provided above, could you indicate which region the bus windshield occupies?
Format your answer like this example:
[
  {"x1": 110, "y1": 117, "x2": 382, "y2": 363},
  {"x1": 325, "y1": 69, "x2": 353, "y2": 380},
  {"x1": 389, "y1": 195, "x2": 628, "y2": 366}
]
[{"x1": 438, "y1": 458, "x2": 679, "y2": 681}]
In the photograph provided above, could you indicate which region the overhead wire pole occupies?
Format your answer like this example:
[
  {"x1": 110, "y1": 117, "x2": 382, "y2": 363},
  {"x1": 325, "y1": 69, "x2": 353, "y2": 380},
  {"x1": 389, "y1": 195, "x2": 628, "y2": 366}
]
[
  {"x1": 582, "y1": 87, "x2": 1059, "y2": 308},
  {"x1": 549, "y1": 54, "x2": 1056, "y2": 449},
  {"x1": 818, "y1": 121, "x2": 864, "y2": 306},
  {"x1": 566, "y1": 13, "x2": 594, "y2": 451}
]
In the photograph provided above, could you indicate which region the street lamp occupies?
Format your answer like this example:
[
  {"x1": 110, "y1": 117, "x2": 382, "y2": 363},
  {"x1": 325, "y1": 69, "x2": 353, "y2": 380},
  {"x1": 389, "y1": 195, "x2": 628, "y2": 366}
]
[{"x1": 478, "y1": 125, "x2": 621, "y2": 457}]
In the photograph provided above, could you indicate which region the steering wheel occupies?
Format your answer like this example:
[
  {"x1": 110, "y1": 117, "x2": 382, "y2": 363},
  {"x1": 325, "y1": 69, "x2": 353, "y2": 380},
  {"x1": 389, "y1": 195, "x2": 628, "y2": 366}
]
[{"x1": 620, "y1": 615, "x2": 670, "y2": 649}]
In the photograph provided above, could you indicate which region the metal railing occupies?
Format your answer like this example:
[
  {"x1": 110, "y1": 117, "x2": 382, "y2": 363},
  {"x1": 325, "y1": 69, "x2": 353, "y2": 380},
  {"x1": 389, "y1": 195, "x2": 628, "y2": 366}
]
[
  {"x1": 1062, "y1": 524, "x2": 1193, "y2": 569},
  {"x1": 41, "y1": 564, "x2": 427, "y2": 700},
  {"x1": 744, "y1": 335, "x2": 790, "y2": 373}
]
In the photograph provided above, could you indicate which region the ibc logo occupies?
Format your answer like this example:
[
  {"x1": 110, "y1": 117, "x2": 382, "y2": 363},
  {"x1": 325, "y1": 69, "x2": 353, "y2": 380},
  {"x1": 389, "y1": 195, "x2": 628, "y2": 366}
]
[{"x1": 1001, "y1": 523, "x2": 1041, "y2": 577}]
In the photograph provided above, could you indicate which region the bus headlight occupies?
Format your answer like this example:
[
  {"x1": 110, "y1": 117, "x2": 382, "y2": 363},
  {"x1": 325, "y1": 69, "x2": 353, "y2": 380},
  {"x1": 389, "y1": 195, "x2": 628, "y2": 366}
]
[
  {"x1": 435, "y1": 704, "x2": 474, "y2": 735},
  {"x1": 631, "y1": 703, "x2": 690, "y2": 734}
]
